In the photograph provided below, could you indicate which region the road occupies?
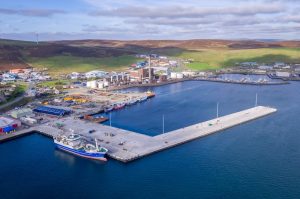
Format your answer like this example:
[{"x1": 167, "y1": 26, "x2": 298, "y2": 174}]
[{"x1": 0, "y1": 82, "x2": 34, "y2": 112}]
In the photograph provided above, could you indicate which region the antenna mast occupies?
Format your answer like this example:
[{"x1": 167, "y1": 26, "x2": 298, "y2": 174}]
[{"x1": 36, "y1": 33, "x2": 39, "y2": 45}]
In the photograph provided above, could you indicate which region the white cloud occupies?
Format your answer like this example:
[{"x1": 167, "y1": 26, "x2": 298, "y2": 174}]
[{"x1": 0, "y1": 0, "x2": 299, "y2": 40}]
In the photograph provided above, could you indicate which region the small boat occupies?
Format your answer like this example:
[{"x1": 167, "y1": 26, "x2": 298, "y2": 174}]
[
  {"x1": 54, "y1": 133, "x2": 108, "y2": 161},
  {"x1": 138, "y1": 96, "x2": 148, "y2": 102},
  {"x1": 93, "y1": 116, "x2": 109, "y2": 123},
  {"x1": 146, "y1": 90, "x2": 155, "y2": 98},
  {"x1": 126, "y1": 99, "x2": 138, "y2": 106},
  {"x1": 104, "y1": 105, "x2": 114, "y2": 112},
  {"x1": 114, "y1": 103, "x2": 126, "y2": 110}
]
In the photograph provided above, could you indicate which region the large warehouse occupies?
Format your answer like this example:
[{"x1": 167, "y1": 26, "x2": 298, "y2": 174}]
[
  {"x1": 33, "y1": 106, "x2": 71, "y2": 116},
  {"x1": 0, "y1": 116, "x2": 21, "y2": 133}
]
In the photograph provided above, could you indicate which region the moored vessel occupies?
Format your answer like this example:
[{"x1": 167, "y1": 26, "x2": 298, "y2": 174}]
[
  {"x1": 104, "y1": 105, "x2": 114, "y2": 112},
  {"x1": 114, "y1": 103, "x2": 126, "y2": 110},
  {"x1": 126, "y1": 98, "x2": 138, "y2": 106},
  {"x1": 146, "y1": 90, "x2": 156, "y2": 98},
  {"x1": 54, "y1": 133, "x2": 108, "y2": 161},
  {"x1": 138, "y1": 96, "x2": 148, "y2": 102}
]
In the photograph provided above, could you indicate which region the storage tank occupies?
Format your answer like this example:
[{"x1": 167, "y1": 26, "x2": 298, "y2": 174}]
[
  {"x1": 176, "y1": 73, "x2": 184, "y2": 79},
  {"x1": 170, "y1": 72, "x2": 177, "y2": 79},
  {"x1": 104, "y1": 81, "x2": 109, "y2": 87},
  {"x1": 97, "y1": 82, "x2": 104, "y2": 89},
  {"x1": 87, "y1": 80, "x2": 97, "y2": 88},
  {"x1": 86, "y1": 81, "x2": 91, "y2": 87}
]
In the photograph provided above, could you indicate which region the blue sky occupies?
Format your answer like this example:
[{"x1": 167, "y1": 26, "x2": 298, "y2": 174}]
[{"x1": 0, "y1": 0, "x2": 299, "y2": 40}]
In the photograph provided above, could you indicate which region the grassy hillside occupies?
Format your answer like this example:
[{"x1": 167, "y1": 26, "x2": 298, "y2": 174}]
[
  {"x1": 27, "y1": 55, "x2": 140, "y2": 74},
  {"x1": 1, "y1": 39, "x2": 300, "y2": 73},
  {"x1": 178, "y1": 48, "x2": 300, "y2": 70}
]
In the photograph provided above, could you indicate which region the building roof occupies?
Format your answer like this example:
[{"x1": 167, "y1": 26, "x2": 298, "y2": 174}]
[
  {"x1": 10, "y1": 108, "x2": 32, "y2": 115},
  {"x1": 33, "y1": 106, "x2": 71, "y2": 116},
  {"x1": 0, "y1": 116, "x2": 16, "y2": 127}
]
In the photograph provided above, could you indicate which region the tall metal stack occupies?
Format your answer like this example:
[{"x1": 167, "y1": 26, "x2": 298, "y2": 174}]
[{"x1": 148, "y1": 55, "x2": 152, "y2": 83}]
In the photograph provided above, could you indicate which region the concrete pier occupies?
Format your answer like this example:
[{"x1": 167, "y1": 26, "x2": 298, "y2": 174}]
[{"x1": 0, "y1": 106, "x2": 276, "y2": 163}]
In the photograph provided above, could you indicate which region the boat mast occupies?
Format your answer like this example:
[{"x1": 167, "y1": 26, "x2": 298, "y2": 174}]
[
  {"x1": 162, "y1": 114, "x2": 165, "y2": 134},
  {"x1": 217, "y1": 102, "x2": 219, "y2": 118},
  {"x1": 109, "y1": 112, "x2": 112, "y2": 127},
  {"x1": 95, "y1": 138, "x2": 99, "y2": 151},
  {"x1": 255, "y1": 93, "x2": 258, "y2": 107}
]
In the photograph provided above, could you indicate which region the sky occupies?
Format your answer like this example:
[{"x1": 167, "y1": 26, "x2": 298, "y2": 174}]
[{"x1": 0, "y1": 0, "x2": 299, "y2": 41}]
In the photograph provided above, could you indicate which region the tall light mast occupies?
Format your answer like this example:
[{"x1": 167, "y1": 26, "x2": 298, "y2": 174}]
[
  {"x1": 255, "y1": 93, "x2": 258, "y2": 107},
  {"x1": 36, "y1": 33, "x2": 39, "y2": 45}
]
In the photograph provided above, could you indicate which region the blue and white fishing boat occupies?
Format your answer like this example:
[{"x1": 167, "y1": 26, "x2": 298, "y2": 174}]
[
  {"x1": 54, "y1": 133, "x2": 108, "y2": 161},
  {"x1": 138, "y1": 96, "x2": 148, "y2": 102},
  {"x1": 126, "y1": 98, "x2": 138, "y2": 106},
  {"x1": 104, "y1": 105, "x2": 114, "y2": 113}
]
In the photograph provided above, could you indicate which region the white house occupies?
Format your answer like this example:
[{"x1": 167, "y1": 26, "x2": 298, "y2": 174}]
[
  {"x1": 2, "y1": 73, "x2": 17, "y2": 81},
  {"x1": 85, "y1": 70, "x2": 107, "y2": 79},
  {"x1": 70, "y1": 72, "x2": 80, "y2": 79}
]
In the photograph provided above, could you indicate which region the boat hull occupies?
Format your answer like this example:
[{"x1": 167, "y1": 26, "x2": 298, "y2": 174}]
[
  {"x1": 56, "y1": 144, "x2": 107, "y2": 161},
  {"x1": 114, "y1": 105, "x2": 125, "y2": 110}
]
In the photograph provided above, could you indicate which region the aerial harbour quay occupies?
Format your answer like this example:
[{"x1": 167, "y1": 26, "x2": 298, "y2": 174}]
[
  {"x1": 1, "y1": 53, "x2": 297, "y2": 163},
  {"x1": 0, "y1": 105, "x2": 276, "y2": 162}
]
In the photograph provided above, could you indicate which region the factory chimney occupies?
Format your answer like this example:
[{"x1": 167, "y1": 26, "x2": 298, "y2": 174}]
[{"x1": 148, "y1": 55, "x2": 152, "y2": 83}]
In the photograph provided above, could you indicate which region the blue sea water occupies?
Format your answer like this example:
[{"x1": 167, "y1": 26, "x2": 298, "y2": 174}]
[{"x1": 1, "y1": 80, "x2": 300, "y2": 199}]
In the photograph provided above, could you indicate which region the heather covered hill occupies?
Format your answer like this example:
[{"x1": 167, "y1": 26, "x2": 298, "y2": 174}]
[{"x1": 0, "y1": 39, "x2": 299, "y2": 72}]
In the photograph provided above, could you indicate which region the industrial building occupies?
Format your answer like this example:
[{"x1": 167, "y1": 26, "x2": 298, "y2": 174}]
[
  {"x1": 33, "y1": 106, "x2": 71, "y2": 116},
  {"x1": 10, "y1": 108, "x2": 33, "y2": 119},
  {"x1": 170, "y1": 72, "x2": 184, "y2": 79},
  {"x1": 0, "y1": 116, "x2": 21, "y2": 133},
  {"x1": 130, "y1": 68, "x2": 154, "y2": 82},
  {"x1": 86, "y1": 80, "x2": 109, "y2": 89}
]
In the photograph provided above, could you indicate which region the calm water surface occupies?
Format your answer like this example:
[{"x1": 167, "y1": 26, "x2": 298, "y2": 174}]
[{"x1": 1, "y1": 81, "x2": 300, "y2": 199}]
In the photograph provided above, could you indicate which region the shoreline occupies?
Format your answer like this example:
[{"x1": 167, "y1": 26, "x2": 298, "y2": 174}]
[{"x1": 107, "y1": 76, "x2": 289, "y2": 91}]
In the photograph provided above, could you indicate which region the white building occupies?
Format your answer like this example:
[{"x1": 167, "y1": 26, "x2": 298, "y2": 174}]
[
  {"x1": 70, "y1": 72, "x2": 80, "y2": 79},
  {"x1": 182, "y1": 71, "x2": 196, "y2": 77},
  {"x1": 86, "y1": 80, "x2": 98, "y2": 88},
  {"x1": 170, "y1": 72, "x2": 184, "y2": 79},
  {"x1": 20, "y1": 117, "x2": 37, "y2": 125},
  {"x1": 276, "y1": 71, "x2": 291, "y2": 78},
  {"x1": 85, "y1": 70, "x2": 107, "y2": 79},
  {"x1": 86, "y1": 80, "x2": 109, "y2": 89}
]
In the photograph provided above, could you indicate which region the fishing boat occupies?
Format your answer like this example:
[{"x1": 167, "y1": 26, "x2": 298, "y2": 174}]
[
  {"x1": 104, "y1": 105, "x2": 114, "y2": 112},
  {"x1": 138, "y1": 96, "x2": 148, "y2": 102},
  {"x1": 146, "y1": 90, "x2": 156, "y2": 98},
  {"x1": 126, "y1": 99, "x2": 138, "y2": 106},
  {"x1": 114, "y1": 103, "x2": 126, "y2": 110},
  {"x1": 54, "y1": 133, "x2": 108, "y2": 161}
]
